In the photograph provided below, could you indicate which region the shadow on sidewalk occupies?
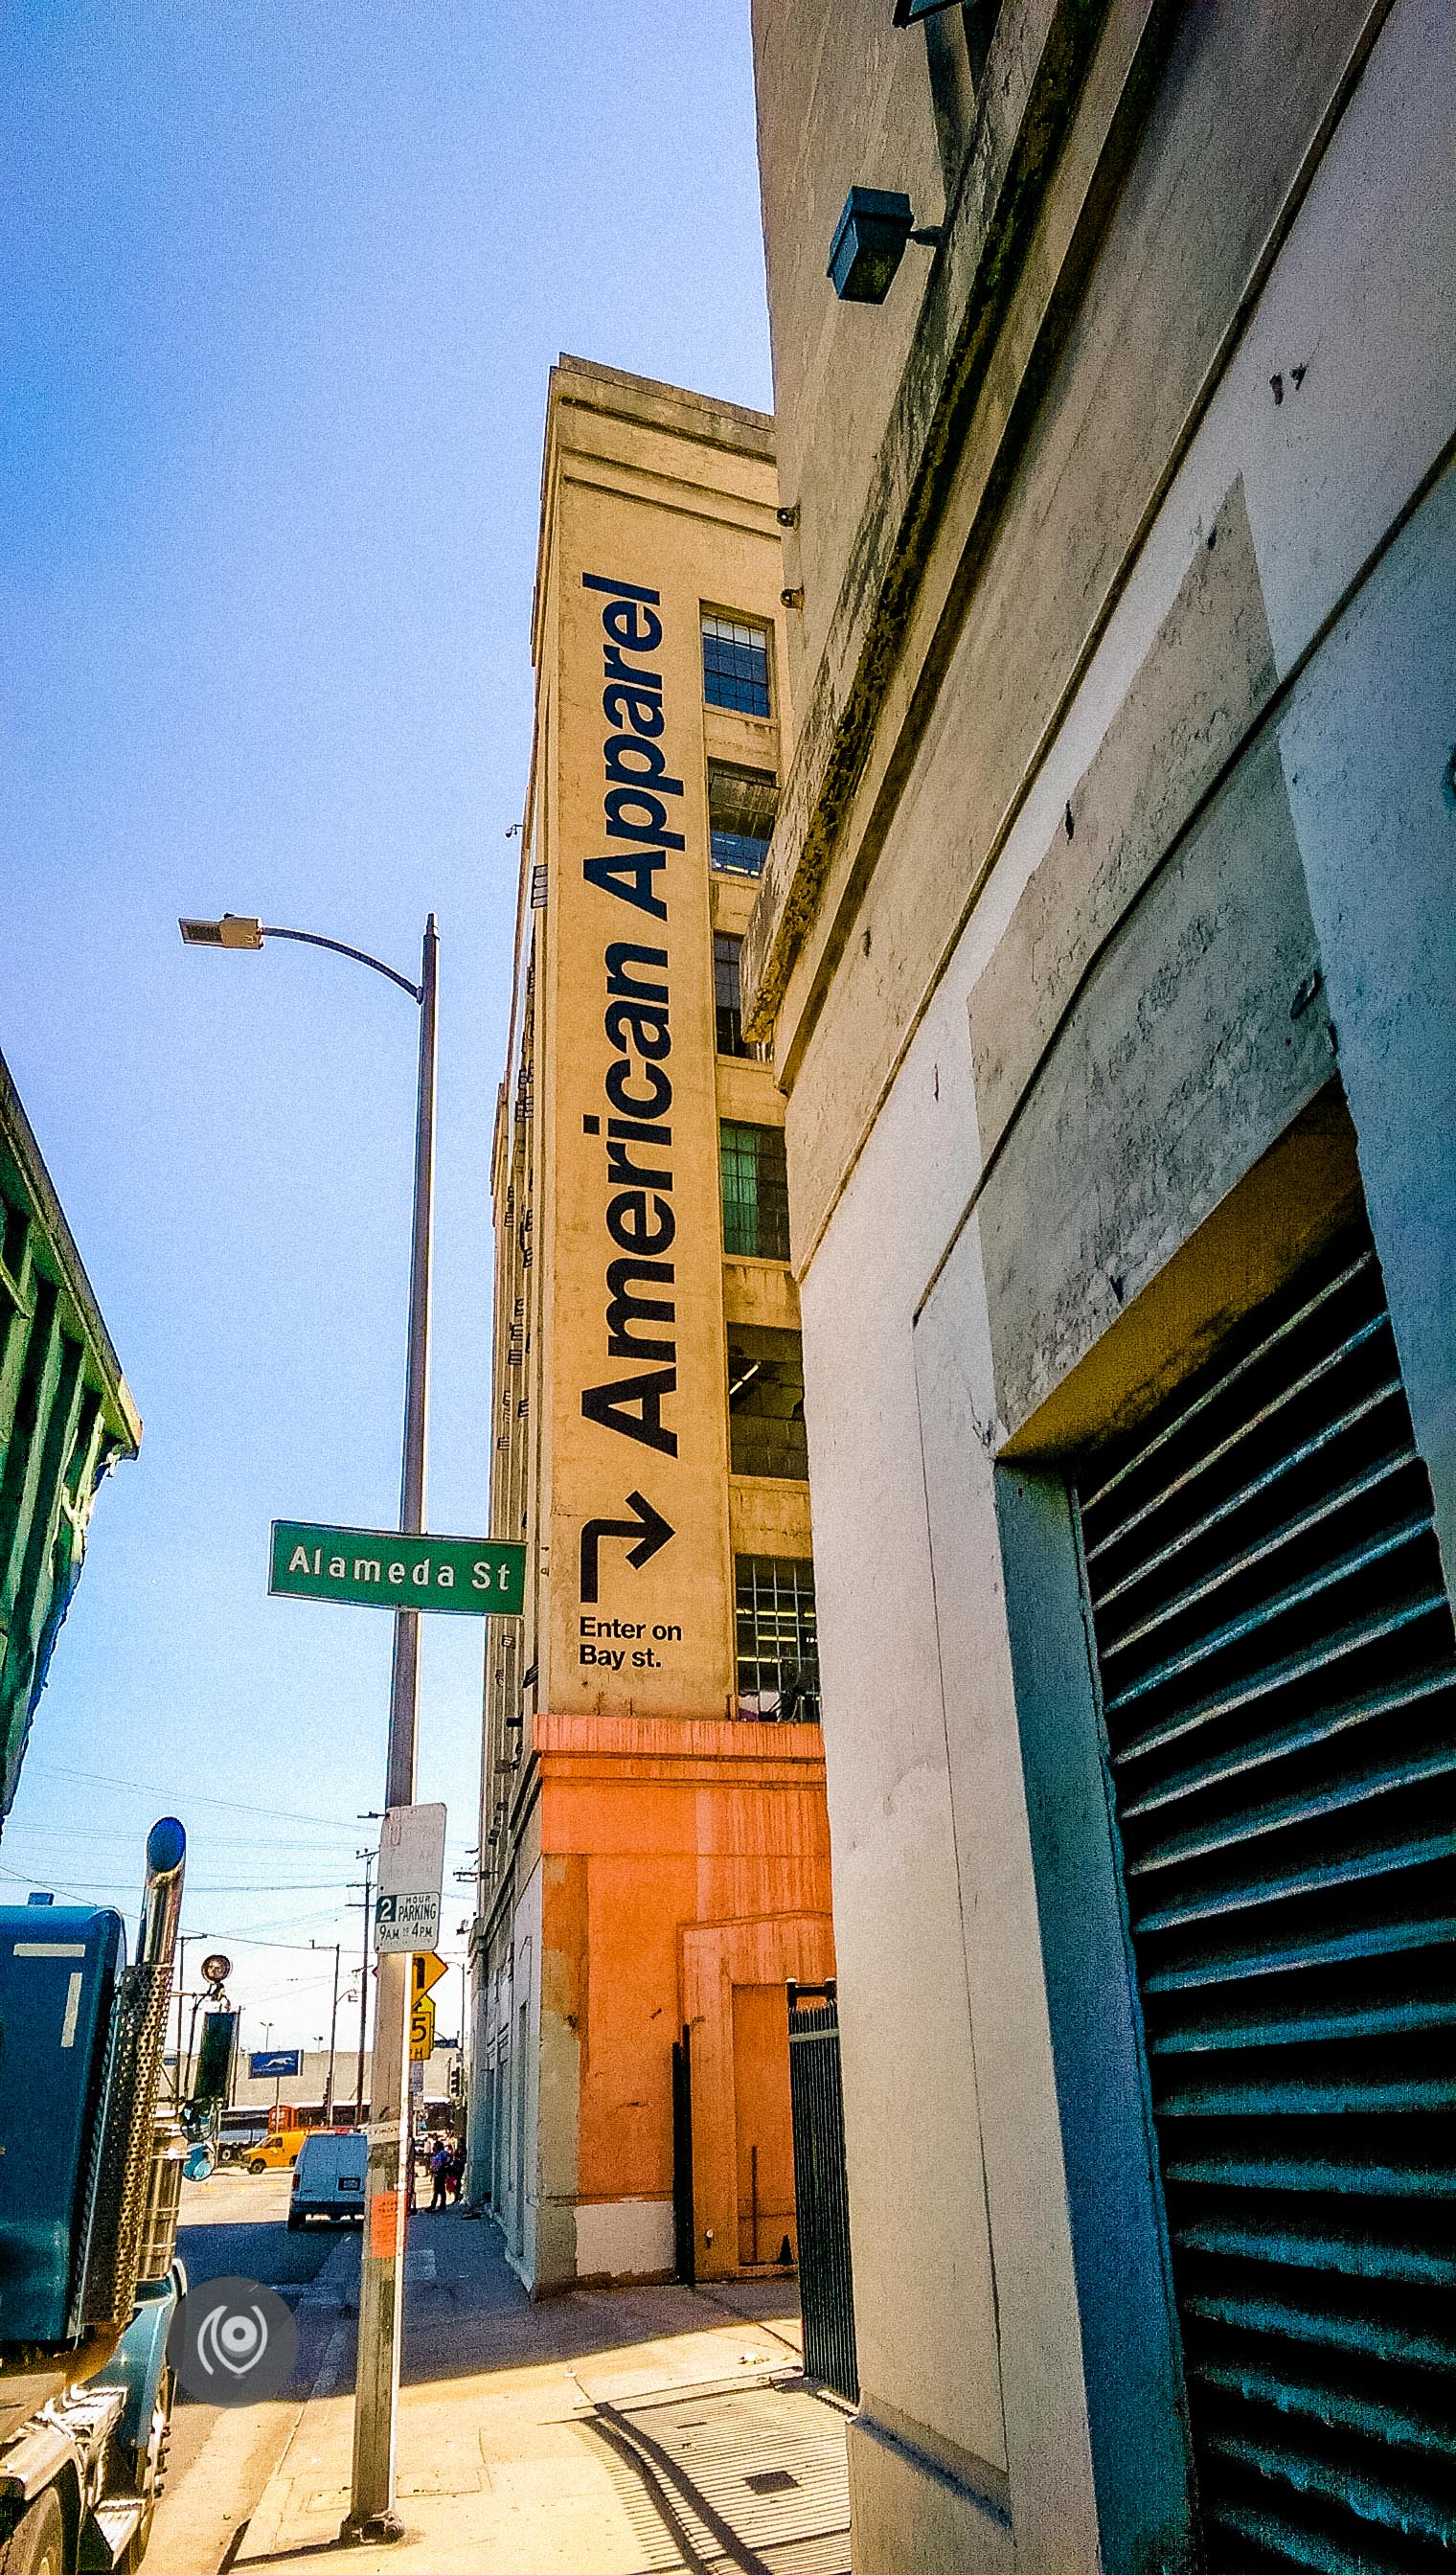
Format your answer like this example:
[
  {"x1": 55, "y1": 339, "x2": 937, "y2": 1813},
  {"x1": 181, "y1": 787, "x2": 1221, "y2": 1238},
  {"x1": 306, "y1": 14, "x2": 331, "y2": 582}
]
[
  {"x1": 383, "y1": 2205, "x2": 806, "y2": 2394},
  {"x1": 227, "y1": 2204, "x2": 849, "y2": 2574}
]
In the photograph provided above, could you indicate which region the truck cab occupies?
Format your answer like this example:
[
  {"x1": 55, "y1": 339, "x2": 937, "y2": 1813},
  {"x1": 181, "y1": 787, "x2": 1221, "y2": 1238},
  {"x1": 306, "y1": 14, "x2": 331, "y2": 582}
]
[{"x1": 0, "y1": 1821, "x2": 190, "y2": 2571}]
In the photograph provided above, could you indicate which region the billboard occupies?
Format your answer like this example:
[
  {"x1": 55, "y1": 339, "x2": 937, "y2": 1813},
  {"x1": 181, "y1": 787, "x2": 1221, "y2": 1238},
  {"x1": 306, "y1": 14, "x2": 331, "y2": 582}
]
[{"x1": 248, "y1": 2047, "x2": 302, "y2": 2078}]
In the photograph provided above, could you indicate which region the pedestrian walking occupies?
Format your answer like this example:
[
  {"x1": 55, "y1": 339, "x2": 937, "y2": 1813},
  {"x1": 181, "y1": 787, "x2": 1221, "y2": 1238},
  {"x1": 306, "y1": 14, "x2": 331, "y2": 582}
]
[
  {"x1": 429, "y1": 2139, "x2": 451, "y2": 2212},
  {"x1": 446, "y1": 2142, "x2": 466, "y2": 2202}
]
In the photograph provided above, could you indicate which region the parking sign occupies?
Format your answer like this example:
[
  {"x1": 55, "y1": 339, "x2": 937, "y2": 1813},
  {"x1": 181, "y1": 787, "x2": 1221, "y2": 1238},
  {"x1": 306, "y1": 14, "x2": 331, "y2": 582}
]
[{"x1": 374, "y1": 1803, "x2": 446, "y2": 1953}]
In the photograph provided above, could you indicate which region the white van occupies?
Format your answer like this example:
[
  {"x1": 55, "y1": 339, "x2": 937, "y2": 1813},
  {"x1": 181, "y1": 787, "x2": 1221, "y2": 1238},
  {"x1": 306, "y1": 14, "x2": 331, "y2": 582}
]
[{"x1": 287, "y1": 2128, "x2": 367, "y2": 2228}]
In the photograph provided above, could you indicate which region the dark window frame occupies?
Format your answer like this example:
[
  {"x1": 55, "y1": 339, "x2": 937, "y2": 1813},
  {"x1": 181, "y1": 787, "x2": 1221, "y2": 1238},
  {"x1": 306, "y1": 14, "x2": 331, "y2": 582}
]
[
  {"x1": 720, "y1": 1121, "x2": 791, "y2": 1264},
  {"x1": 728, "y1": 1323, "x2": 808, "y2": 1481},
  {"x1": 702, "y1": 611, "x2": 772, "y2": 718},
  {"x1": 735, "y1": 1553, "x2": 819, "y2": 1721},
  {"x1": 708, "y1": 759, "x2": 779, "y2": 879},
  {"x1": 714, "y1": 934, "x2": 762, "y2": 1060}
]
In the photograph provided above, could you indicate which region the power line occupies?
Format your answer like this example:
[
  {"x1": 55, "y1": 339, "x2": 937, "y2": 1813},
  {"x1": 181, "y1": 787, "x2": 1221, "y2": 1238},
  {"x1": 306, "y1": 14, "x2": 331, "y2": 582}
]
[
  {"x1": 0, "y1": 1822, "x2": 364, "y2": 1855},
  {"x1": 18, "y1": 1764, "x2": 474, "y2": 1846},
  {"x1": 0, "y1": 1865, "x2": 356, "y2": 1895},
  {"x1": 26, "y1": 1761, "x2": 371, "y2": 1831}
]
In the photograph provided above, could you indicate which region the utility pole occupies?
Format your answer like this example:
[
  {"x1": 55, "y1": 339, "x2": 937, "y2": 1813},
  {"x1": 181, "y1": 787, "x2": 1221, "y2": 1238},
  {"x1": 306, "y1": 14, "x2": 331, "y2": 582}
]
[
  {"x1": 350, "y1": 914, "x2": 436, "y2": 2543},
  {"x1": 354, "y1": 1850, "x2": 374, "y2": 2126},
  {"x1": 313, "y1": 1939, "x2": 342, "y2": 2123}
]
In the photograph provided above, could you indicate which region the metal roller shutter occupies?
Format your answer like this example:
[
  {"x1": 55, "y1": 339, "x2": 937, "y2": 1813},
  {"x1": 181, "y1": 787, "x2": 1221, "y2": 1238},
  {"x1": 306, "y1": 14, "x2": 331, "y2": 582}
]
[{"x1": 1075, "y1": 1225, "x2": 1456, "y2": 2573}]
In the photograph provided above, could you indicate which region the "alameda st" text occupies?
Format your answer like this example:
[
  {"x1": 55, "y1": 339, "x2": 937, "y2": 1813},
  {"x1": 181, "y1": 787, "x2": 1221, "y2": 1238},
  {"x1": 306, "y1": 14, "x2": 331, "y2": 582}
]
[{"x1": 268, "y1": 1521, "x2": 525, "y2": 1617}]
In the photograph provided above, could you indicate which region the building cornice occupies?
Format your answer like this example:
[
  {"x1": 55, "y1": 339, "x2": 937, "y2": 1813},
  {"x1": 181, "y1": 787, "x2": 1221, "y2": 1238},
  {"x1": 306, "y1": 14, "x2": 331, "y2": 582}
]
[
  {"x1": 740, "y1": 0, "x2": 1153, "y2": 1058},
  {"x1": 0, "y1": 1042, "x2": 141, "y2": 1455}
]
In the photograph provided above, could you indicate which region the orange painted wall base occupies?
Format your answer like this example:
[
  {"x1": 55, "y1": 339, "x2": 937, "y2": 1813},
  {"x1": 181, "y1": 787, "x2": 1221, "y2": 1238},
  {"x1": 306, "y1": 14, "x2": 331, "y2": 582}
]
[{"x1": 521, "y1": 1712, "x2": 834, "y2": 2290}]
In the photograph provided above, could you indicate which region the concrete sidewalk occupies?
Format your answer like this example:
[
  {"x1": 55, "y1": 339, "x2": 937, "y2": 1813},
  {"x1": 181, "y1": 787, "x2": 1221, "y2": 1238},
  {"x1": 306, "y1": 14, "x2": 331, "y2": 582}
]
[{"x1": 230, "y1": 2209, "x2": 852, "y2": 2572}]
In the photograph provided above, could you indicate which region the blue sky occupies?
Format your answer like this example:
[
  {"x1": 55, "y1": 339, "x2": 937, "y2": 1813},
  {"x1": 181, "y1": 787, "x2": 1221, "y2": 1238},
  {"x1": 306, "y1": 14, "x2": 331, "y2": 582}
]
[{"x1": 1, "y1": 2, "x2": 772, "y2": 2048}]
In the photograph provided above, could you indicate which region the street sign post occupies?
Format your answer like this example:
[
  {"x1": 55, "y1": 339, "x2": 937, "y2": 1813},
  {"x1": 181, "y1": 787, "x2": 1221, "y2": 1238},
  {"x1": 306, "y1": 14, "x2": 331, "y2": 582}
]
[
  {"x1": 412, "y1": 1953, "x2": 447, "y2": 2004},
  {"x1": 269, "y1": 1521, "x2": 525, "y2": 1616},
  {"x1": 409, "y1": 1995, "x2": 436, "y2": 2064},
  {"x1": 375, "y1": 1804, "x2": 446, "y2": 1955}
]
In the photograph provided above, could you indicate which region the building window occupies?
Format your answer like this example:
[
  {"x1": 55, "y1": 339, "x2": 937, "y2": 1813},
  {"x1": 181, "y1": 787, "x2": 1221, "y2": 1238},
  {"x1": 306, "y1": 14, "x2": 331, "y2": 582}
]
[
  {"x1": 714, "y1": 932, "x2": 759, "y2": 1059},
  {"x1": 720, "y1": 1122, "x2": 790, "y2": 1262},
  {"x1": 728, "y1": 1325, "x2": 808, "y2": 1480},
  {"x1": 736, "y1": 1555, "x2": 818, "y2": 1720},
  {"x1": 708, "y1": 761, "x2": 778, "y2": 877},
  {"x1": 702, "y1": 612, "x2": 771, "y2": 717}
]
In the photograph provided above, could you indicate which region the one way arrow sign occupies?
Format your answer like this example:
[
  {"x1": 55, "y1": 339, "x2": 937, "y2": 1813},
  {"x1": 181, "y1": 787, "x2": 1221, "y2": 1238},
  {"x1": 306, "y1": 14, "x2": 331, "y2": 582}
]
[{"x1": 580, "y1": 1492, "x2": 674, "y2": 1605}]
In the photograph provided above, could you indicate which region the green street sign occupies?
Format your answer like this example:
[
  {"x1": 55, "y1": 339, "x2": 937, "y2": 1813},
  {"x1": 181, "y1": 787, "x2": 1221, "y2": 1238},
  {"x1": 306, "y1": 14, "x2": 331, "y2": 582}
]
[{"x1": 269, "y1": 1520, "x2": 525, "y2": 1617}]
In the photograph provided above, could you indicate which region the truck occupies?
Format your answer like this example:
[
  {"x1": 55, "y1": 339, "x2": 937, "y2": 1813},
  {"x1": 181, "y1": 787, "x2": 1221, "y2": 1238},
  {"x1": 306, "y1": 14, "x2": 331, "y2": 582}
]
[{"x1": 0, "y1": 1817, "x2": 193, "y2": 2573}]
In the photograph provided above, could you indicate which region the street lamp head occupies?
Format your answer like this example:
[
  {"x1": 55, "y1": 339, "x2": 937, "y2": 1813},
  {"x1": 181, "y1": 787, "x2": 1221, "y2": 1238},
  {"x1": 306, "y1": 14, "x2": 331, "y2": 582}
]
[{"x1": 179, "y1": 913, "x2": 264, "y2": 950}]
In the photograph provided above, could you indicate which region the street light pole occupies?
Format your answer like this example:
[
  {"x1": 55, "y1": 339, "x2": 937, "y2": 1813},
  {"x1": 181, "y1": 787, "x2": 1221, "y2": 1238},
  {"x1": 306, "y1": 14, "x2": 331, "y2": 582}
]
[
  {"x1": 180, "y1": 906, "x2": 439, "y2": 2541},
  {"x1": 351, "y1": 913, "x2": 437, "y2": 2541}
]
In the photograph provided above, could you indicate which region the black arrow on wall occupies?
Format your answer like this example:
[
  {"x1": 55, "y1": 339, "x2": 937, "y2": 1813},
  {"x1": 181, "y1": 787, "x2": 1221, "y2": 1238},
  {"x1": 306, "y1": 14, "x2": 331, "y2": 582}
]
[{"x1": 580, "y1": 1492, "x2": 674, "y2": 1605}]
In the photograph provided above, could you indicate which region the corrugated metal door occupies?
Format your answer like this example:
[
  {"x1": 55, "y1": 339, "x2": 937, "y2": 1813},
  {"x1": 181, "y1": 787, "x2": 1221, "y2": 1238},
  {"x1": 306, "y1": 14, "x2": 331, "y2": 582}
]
[{"x1": 1075, "y1": 1225, "x2": 1456, "y2": 2572}]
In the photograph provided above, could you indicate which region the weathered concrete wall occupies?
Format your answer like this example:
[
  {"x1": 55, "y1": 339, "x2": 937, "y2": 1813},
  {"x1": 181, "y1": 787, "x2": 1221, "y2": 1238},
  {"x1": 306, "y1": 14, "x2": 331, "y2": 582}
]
[
  {"x1": 981, "y1": 721, "x2": 1331, "y2": 1439},
  {"x1": 746, "y1": 0, "x2": 1455, "y2": 2564},
  {"x1": 751, "y1": 0, "x2": 1421, "y2": 1228},
  {"x1": 1278, "y1": 466, "x2": 1456, "y2": 1591},
  {"x1": 751, "y1": 0, "x2": 948, "y2": 706},
  {"x1": 795, "y1": 1097, "x2": 1014, "y2": 2538}
]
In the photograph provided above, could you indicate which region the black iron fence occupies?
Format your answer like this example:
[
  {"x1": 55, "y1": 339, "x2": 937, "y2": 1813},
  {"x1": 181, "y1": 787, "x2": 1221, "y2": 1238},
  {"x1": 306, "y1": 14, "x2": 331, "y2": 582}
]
[
  {"x1": 787, "y1": 1982, "x2": 858, "y2": 2404},
  {"x1": 671, "y1": 2023, "x2": 694, "y2": 2287}
]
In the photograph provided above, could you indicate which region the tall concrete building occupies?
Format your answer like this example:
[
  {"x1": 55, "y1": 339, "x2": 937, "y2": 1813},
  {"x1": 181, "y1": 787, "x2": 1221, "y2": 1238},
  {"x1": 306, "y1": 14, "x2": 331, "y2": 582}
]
[
  {"x1": 743, "y1": 4, "x2": 1455, "y2": 2570},
  {"x1": 471, "y1": 360, "x2": 834, "y2": 2294}
]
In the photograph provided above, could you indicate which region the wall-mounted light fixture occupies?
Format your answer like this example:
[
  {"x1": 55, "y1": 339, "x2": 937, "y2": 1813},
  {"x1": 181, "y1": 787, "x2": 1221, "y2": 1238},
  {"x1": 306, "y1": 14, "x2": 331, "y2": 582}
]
[{"x1": 828, "y1": 187, "x2": 942, "y2": 303}]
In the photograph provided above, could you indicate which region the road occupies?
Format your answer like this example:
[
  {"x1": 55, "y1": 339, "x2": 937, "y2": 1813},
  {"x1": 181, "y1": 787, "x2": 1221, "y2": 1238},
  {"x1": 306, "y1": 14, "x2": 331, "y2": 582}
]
[{"x1": 148, "y1": 2166, "x2": 360, "y2": 2575}]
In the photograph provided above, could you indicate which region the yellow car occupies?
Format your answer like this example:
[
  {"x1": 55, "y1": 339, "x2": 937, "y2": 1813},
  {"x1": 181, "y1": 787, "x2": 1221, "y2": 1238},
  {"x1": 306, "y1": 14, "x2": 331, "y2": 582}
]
[{"x1": 245, "y1": 2125, "x2": 308, "y2": 2174}]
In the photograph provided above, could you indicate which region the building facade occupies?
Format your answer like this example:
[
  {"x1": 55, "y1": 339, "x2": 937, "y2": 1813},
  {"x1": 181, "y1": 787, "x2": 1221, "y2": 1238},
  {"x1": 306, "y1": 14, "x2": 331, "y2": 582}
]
[
  {"x1": 470, "y1": 359, "x2": 834, "y2": 2293},
  {"x1": 0, "y1": 1044, "x2": 141, "y2": 1823},
  {"x1": 743, "y1": 4, "x2": 1455, "y2": 2570}
]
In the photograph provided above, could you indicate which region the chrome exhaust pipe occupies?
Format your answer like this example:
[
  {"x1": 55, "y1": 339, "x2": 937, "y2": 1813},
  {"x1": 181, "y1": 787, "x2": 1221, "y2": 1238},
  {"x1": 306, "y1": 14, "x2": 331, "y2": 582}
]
[
  {"x1": 79, "y1": 1819, "x2": 189, "y2": 2331},
  {"x1": 138, "y1": 1815, "x2": 186, "y2": 1973}
]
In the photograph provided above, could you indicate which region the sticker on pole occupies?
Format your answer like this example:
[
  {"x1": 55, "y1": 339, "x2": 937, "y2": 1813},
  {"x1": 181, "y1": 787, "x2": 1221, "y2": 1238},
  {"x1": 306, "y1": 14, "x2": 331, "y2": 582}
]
[{"x1": 374, "y1": 1802, "x2": 446, "y2": 1953}]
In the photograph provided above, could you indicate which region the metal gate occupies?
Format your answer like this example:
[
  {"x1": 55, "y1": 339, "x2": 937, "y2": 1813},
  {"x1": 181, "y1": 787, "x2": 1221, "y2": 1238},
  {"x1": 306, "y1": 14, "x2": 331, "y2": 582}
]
[
  {"x1": 787, "y1": 1982, "x2": 858, "y2": 2404},
  {"x1": 671, "y1": 2024, "x2": 694, "y2": 2287},
  {"x1": 1075, "y1": 1223, "x2": 1456, "y2": 2571}
]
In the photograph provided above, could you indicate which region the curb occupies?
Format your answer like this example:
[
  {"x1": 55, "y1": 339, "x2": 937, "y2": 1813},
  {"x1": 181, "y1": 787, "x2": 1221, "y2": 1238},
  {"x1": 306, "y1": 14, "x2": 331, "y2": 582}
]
[
  {"x1": 293, "y1": 2227, "x2": 362, "y2": 2315},
  {"x1": 222, "y1": 2238, "x2": 361, "y2": 2570}
]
